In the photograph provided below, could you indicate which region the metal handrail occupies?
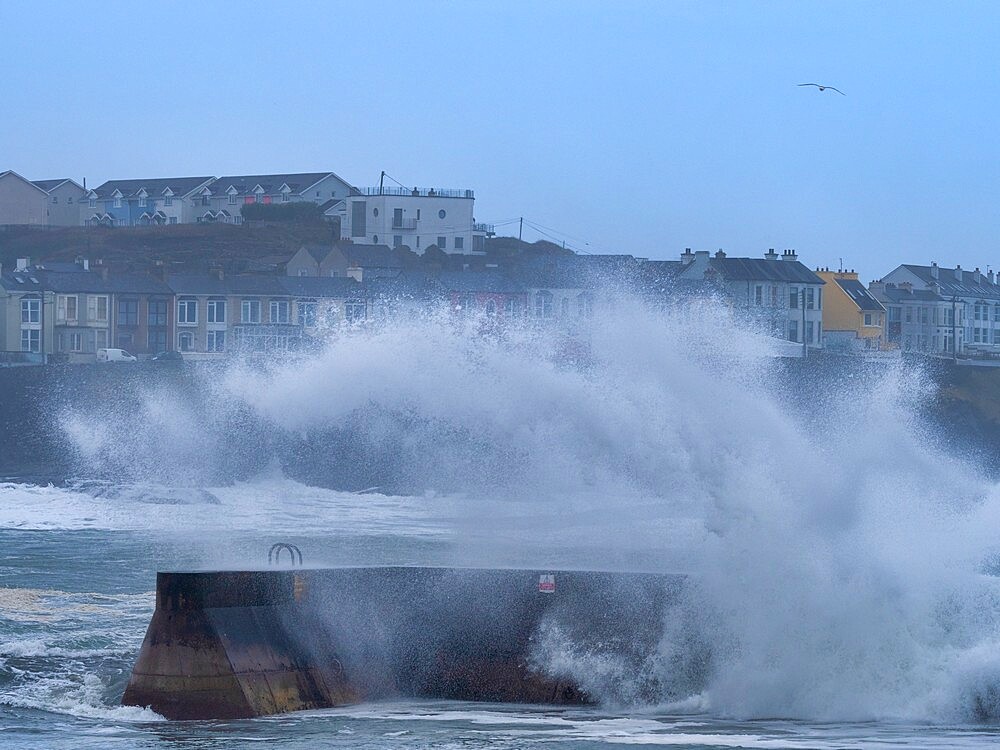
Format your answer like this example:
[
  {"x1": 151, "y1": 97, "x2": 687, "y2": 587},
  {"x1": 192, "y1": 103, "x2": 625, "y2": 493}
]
[{"x1": 268, "y1": 542, "x2": 303, "y2": 567}]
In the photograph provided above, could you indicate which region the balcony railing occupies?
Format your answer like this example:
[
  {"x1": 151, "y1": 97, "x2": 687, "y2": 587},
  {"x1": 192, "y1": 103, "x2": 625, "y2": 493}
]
[
  {"x1": 473, "y1": 223, "x2": 495, "y2": 234},
  {"x1": 392, "y1": 218, "x2": 418, "y2": 230},
  {"x1": 361, "y1": 187, "x2": 474, "y2": 199}
]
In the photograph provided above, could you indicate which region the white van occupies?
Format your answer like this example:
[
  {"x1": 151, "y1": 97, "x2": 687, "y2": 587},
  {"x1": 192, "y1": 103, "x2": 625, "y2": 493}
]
[{"x1": 97, "y1": 348, "x2": 137, "y2": 363}]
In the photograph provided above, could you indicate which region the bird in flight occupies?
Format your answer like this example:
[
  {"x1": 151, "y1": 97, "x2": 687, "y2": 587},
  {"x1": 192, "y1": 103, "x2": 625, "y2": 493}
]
[{"x1": 798, "y1": 83, "x2": 846, "y2": 95}]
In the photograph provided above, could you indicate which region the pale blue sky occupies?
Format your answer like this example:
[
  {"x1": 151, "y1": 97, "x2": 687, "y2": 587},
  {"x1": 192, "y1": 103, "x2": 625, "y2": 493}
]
[{"x1": 2, "y1": 1, "x2": 997, "y2": 281}]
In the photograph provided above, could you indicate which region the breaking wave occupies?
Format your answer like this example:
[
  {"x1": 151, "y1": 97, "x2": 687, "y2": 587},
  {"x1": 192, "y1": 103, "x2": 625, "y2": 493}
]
[{"x1": 50, "y1": 293, "x2": 1000, "y2": 722}]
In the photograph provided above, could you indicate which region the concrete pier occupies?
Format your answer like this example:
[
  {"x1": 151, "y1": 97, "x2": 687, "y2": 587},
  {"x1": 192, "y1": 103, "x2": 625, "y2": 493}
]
[{"x1": 123, "y1": 567, "x2": 680, "y2": 719}]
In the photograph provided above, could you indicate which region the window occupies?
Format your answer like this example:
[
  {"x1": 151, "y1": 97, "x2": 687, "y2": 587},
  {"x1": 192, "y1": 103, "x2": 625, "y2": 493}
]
[
  {"x1": 806, "y1": 287, "x2": 815, "y2": 310},
  {"x1": 454, "y1": 236, "x2": 464, "y2": 250},
  {"x1": 905, "y1": 307, "x2": 913, "y2": 323},
  {"x1": 68, "y1": 196, "x2": 73, "y2": 204},
  {"x1": 298, "y1": 300, "x2": 317, "y2": 327},
  {"x1": 864, "y1": 312, "x2": 873, "y2": 327},
  {"x1": 88, "y1": 295, "x2": 108, "y2": 323},
  {"x1": 118, "y1": 299, "x2": 138, "y2": 326},
  {"x1": 416, "y1": 209, "x2": 421, "y2": 220},
  {"x1": 20, "y1": 298, "x2": 40, "y2": 324},
  {"x1": 207, "y1": 298, "x2": 226, "y2": 324},
  {"x1": 281, "y1": 192, "x2": 289, "y2": 203},
  {"x1": 373, "y1": 207, "x2": 379, "y2": 217},
  {"x1": 806, "y1": 321, "x2": 814, "y2": 343},
  {"x1": 58, "y1": 295, "x2": 78, "y2": 322},
  {"x1": 207, "y1": 330, "x2": 226, "y2": 352},
  {"x1": 20, "y1": 329, "x2": 39, "y2": 353},
  {"x1": 393, "y1": 235, "x2": 403, "y2": 248},
  {"x1": 345, "y1": 301, "x2": 366, "y2": 322},
  {"x1": 535, "y1": 291, "x2": 553, "y2": 319},
  {"x1": 148, "y1": 300, "x2": 168, "y2": 327},
  {"x1": 165, "y1": 196, "x2": 173, "y2": 207},
  {"x1": 888, "y1": 306, "x2": 901, "y2": 323},
  {"x1": 754, "y1": 285, "x2": 763, "y2": 306},
  {"x1": 52, "y1": 196, "x2": 58, "y2": 204},
  {"x1": 771, "y1": 286, "x2": 778, "y2": 306},
  {"x1": 70, "y1": 332, "x2": 83, "y2": 352},
  {"x1": 242, "y1": 299, "x2": 261, "y2": 323},
  {"x1": 96, "y1": 329, "x2": 107, "y2": 349},
  {"x1": 270, "y1": 300, "x2": 290, "y2": 323},
  {"x1": 113, "y1": 196, "x2": 122, "y2": 209},
  {"x1": 393, "y1": 208, "x2": 403, "y2": 227},
  {"x1": 920, "y1": 307, "x2": 929, "y2": 324},
  {"x1": 169, "y1": 216, "x2": 177, "y2": 224},
  {"x1": 437, "y1": 236, "x2": 446, "y2": 249},
  {"x1": 177, "y1": 297, "x2": 198, "y2": 324},
  {"x1": 788, "y1": 320, "x2": 799, "y2": 342},
  {"x1": 179, "y1": 331, "x2": 194, "y2": 352},
  {"x1": 560, "y1": 297, "x2": 570, "y2": 316},
  {"x1": 373, "y1": 235, "x2": 378, "y2": 243},
  {"x1": 89, "y1": 196, "x2": 96, "y2": 208},
  {"x1": 789, "y1": 287, "x2": 799, "y2": 309},
  {"x1": 438, "y1": 209, "x2": 446, "y2": 219}
]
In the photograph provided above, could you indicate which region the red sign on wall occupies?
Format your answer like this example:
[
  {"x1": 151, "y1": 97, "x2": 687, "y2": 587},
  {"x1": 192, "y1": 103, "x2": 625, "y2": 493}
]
[{"x1": 538, "y1": 574, "x2": 556, "y2": 593}]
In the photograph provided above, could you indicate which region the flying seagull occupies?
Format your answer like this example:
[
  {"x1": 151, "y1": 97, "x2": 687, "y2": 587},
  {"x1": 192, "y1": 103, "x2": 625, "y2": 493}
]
[{"x1": 798, "y1": 83, "x2": 845, "y2": 95}]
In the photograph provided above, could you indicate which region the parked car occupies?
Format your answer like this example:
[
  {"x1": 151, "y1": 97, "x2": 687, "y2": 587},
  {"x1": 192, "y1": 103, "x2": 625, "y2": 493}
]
[
  {"x1": 97, "y1": 348, "x2": 137, "y2": 363},
  {"x1": 151, "y1": 351, "x2": 183, "y2": 362}
]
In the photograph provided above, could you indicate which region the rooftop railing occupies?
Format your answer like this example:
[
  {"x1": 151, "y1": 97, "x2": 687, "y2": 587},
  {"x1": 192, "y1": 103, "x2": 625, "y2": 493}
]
[{"x1": 361, "y1": 187, "x2": 474, "y2": 199}]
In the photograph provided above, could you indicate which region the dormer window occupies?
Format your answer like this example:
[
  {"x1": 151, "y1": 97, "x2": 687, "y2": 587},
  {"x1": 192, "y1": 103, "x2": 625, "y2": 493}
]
[
  {"x1": 228, "y1": 188, "x2": 238, "y2": 205},
  {"x1": 89, "y1": 195, "x2": 96, "y2": 208},
  {"x1": 112, "y1": 190, "x2": 122, "y2": 209}
]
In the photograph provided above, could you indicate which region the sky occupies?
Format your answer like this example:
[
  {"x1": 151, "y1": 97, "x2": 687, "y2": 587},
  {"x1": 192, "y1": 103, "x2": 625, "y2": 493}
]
[{"x1": 2, "y1": 1, "x2": 998, "y2": 282}]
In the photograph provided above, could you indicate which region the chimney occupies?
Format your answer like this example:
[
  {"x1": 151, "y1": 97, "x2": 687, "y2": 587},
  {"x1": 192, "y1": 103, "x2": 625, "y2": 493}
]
[
  {"x1": 764, "y1": 248, "x2": 779, "y2": 260},
  {"x1": 974, "y1": 267, "x2": 982, "y2": 283},
  {"x1": 781, "y1": 249, "x2": 798, "y2": 261},
  {"x1": 680, "y1": 247, "x2": 695, "y2": 264},
  {"x1": 346, "y1": 265, "x2": 363, "y2": 282},
  {"x1": 989, "y1": 269, "x2": 996, "y2": 285},
  {"x1": 16, "y1": 257, "x2": 30, "y2": 271},
  {"x1": 930, "y1": 261, "x2": 938, "y2": 279},
  {"x1": 899, "y1": 281, "x2": 913, "y2": 293},
  {"x1": 715, "y1": 249, "x2": 726, "y2": 259}
]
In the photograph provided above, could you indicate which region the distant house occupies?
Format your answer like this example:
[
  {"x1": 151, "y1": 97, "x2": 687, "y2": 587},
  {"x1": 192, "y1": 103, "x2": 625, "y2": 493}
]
[
  {"x1": 205, "y1": 172, "x2": 355, "y2": 225},
  {"x1": 365, "y1": 270, "x2": 444, "y2": 322},
  {"x1": 868, "y1": 280, "x2": 949, "y2": 353},
  {"x1": 880, "y1": 262, "x2": 1000, "y2": 356},
  {"x1": 0, "y1": 171, "x2": 48, "y2": 226},
  {"x1": 30, "y1": 178, "x2": 88, "y2": 226},
  {"x1": 285, "y1": 242, "x2": 403, "y2": 280},
  {"x1": 83, "y1": 176, "x2": 216, "y2": 227},
  {"x1": 676, "y1": 249, "x2": 825, "y2": 348},
  {"x1": 816, "y1": 269, "x2": 886, "y2": 350},
  {"x1": 341, "y1": 185, "x2": 493, "y2": 255},
  {"x1": 0, "y1": 259, "x2": 51, "y2": 359}
]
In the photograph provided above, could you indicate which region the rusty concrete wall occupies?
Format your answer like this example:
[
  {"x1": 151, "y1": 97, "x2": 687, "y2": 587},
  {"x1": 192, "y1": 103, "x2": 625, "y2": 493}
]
[{"x1": 123, "y1": 567, "x2": 681, "y2": 719}]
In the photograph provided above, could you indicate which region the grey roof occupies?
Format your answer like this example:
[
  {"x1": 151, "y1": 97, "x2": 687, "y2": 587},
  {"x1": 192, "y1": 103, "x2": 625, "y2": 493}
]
[
  {"x1": 0, "y1": 270, "x2": 45, "y2": 292},
  {"x1": 211, "y1": 172, "x2": 338, "y2": 196},
  {"x1": 365, "y1": 270, "x2": 444, "y2": 300},
  {"x1": 90, "y1": 176, "x2": 214, "y2": 199},
  {"x1": 900, "y1": 264, "x2": 1000, "y2": 300},
  {"x1": 299, "y1": 244, "x2": 331, "y2": 265},
  {"x1": 438, "y1": 270, "x2": 526, "y2": 294},
  {"x1": 278, "y1": 276, "x2": 363, "y2": 298},
  {"x1": 872, "y1": 284, "x2": 944, "y2": 304},
  {"x1": 28, "y1": 270, "x2": 172, "y2": 295},
  {"x1": 31, "y1": 178, "x2": 83, "y2": 193},
  {"x1": 167, "y1": 274, "x2": 287, "y2": 296},
  {"x1": 708, "y1": 257, "x2": 824, "y2": 284},
  {"x1": 835, "y1": 278, "x2": 885, "y2": 312}
]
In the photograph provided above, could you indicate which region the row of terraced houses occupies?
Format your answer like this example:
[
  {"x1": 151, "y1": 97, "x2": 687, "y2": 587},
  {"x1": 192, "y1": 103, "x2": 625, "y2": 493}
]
[
  {"x1": 0, "y1": 170, "x2": 493, "y2": 254},
  {"x1": 4, "y1": 240, "x2": 1000, "y2": 364}
]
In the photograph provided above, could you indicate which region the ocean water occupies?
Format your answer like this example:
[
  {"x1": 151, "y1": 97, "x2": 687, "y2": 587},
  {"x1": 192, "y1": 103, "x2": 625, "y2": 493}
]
[{"x1": 5, "y1": 300, "x2": 1000, "y2": 748}]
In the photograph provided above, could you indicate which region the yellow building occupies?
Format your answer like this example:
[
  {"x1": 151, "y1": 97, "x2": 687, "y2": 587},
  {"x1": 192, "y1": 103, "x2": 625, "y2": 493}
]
[{"x1": 817, "y1": 269, "x2": 886, "y2": 350}]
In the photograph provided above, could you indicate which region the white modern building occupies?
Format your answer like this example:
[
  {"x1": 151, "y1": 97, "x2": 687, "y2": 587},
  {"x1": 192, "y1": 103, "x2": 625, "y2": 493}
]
[{"x1": 342, "y1": 186, "x2": 492, "y2": 255}]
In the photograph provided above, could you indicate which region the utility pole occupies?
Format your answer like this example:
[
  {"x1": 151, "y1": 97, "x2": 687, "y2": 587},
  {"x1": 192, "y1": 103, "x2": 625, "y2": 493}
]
[
  {"x1": 518, "y1": 217, "x2": 523, "y2": 242},
  {"x1": 379, "y1": 171, "x2": 385, "y2": 196}
]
